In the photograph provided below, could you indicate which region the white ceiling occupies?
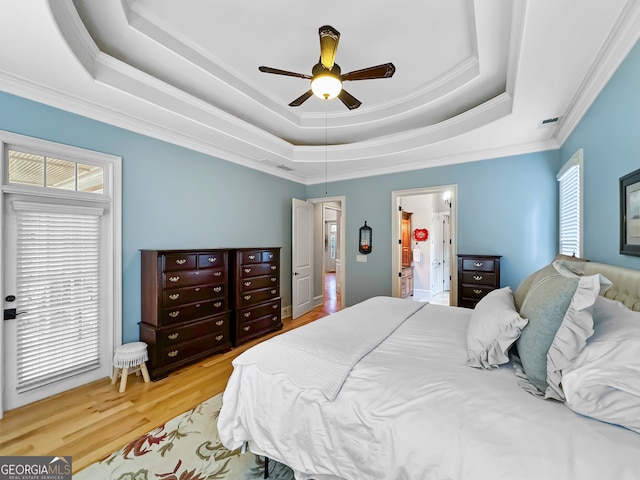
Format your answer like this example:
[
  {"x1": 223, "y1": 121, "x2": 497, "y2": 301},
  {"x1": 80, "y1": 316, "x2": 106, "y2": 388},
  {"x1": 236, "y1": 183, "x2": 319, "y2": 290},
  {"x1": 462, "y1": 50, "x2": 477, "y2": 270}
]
[{"x1": 0, "y1": 1, "x2": 638, "y2": 184}]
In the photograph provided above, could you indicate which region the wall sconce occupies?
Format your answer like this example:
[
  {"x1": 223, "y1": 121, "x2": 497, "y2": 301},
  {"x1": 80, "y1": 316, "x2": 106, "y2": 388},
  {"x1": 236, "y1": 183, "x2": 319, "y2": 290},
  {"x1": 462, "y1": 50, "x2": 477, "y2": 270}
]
[{"x1": 359, "y1": 221, "x2": 372, "y2": 254}]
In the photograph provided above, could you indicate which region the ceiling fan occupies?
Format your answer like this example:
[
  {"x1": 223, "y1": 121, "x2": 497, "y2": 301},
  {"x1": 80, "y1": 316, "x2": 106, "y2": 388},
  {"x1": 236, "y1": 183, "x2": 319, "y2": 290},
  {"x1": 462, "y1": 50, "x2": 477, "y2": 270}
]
[{"x1": 259, "y1": 25, "x2": 396, "y2": 110}]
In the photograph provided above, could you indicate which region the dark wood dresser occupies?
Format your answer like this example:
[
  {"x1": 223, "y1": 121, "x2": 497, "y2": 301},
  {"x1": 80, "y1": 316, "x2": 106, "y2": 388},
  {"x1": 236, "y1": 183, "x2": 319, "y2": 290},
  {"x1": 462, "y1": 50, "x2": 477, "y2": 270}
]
[
  {"x1": 140, "y1": 249, "x2": 232, "y2": 380},
  {"x1": 457, "y1": 254, "x2": 501, "y2": 308},
  {"x1": 231, "y1": 248, "x2": 282, "y2": 346}
]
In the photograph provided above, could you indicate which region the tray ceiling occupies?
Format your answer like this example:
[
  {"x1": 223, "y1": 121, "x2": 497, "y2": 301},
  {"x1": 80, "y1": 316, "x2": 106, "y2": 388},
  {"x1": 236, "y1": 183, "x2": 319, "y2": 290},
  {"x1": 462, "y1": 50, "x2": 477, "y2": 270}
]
[{"x1": 0, "y1": 0, "x2": 638, "y2": 184}]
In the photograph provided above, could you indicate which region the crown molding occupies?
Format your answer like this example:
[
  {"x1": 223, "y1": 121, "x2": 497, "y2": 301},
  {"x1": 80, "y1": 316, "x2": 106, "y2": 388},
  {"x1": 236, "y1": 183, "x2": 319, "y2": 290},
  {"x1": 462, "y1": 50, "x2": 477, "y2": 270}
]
[{"x1": 555, "y1": 0, "x2": 640, "y2": 145}]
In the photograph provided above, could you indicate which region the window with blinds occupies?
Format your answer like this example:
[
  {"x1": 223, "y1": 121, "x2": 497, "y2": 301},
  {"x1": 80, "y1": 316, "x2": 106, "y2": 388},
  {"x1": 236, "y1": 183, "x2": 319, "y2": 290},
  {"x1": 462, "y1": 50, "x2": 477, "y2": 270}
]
[
  {"x1": 14, "y1": 203, "x2": 103, "y2": 392},
  {"x1": 557, "y1": 149, "x2": 583, "y2": 258}
]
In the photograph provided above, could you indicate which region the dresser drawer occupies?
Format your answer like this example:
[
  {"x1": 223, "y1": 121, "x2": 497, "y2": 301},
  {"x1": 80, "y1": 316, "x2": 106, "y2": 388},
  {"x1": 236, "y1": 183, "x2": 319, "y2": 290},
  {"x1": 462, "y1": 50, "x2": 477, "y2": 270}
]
[
  {"x1": 461, "y1": 271, "x2": 496, "y2": 286},
  {"x1": 163, "y1": 284, "x2": 225, "y2": 306},
  {"x1": 241, "y1": 250, "x2": 264, "y2": 264},
  {"x1": 239, "y1": 263, "x2": 278, "y2": 278},
  {"x1": 262, "y1": 250, "x2": 278, "y2": 262},
  {"x1": 159, "y1": 333, "x2": 229, "y2": 366},
  {"x1": 142, "y1": 315, "x2": 229, "y2": 347},
  {"x1": 236, "y1": 312, "x2": 282, "y2": 343},
  {"x1": 197, "y1": 252, "x2": 225, "y2": 268},
  {"x1": 163, "y1": 268, "x2": 225, "y2": 288},
  {"x1": 162, "y1": 299, "x2": 226, "y2": 325},
  {"x1": 238, "y1": 287, "x2": 279, "y2": 307},
  {"x1": 239, "y1": 275, "x2": 278, "y2": 292},
  {"x1": 461, "y1": 285, "x2": 494, "y2": 300},
  {"x1": 461, "y1": 258, "x2": 496, "y2": 272},
  {"x1": 163, "y1": 253, "x2": 197, "y2": 271},
  {"x1": 237, "y1": 298, "x2": 281, "y2": 324}
]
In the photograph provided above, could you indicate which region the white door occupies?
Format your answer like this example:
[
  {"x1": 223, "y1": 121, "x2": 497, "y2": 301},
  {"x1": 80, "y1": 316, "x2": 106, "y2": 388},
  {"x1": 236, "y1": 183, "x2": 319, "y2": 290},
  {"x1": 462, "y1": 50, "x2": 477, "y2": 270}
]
[
  {"x1": 442, "y1": 213, "x2": 452, "y2": 291},
  {"x1": 292, "y1": 198, "x2": 314, "y2": 318},
  {"x1": 430, "y1": 213, "x2": 443, "y2": 295},
  {"x1": 2, "y1": 196, "x2": 111, "y2": 410}
]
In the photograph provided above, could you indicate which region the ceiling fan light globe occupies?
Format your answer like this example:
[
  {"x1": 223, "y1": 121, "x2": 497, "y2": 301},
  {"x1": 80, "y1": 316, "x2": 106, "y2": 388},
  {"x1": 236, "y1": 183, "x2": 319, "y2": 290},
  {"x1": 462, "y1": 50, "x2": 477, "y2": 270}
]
[{"x1": 311, "y1": 74, "x2": 342, "y2": 100}]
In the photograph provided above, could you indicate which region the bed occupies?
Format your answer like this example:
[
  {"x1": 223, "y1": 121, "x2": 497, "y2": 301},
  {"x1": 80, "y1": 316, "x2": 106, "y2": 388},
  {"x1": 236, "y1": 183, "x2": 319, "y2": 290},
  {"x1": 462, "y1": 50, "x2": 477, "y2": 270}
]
[{"x1": 218, "y1": 260, "x2": 640, "y2": 480}]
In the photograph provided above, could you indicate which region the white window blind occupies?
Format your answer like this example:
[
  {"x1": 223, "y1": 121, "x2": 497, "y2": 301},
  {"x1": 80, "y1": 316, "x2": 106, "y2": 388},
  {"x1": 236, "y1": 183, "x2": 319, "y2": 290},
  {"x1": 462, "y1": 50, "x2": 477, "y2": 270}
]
[
  {"x1": 557, "y1": 150, "x2": 583, "y2": 257},
  {"x1": 14, "y1": 203, "x2": 103, "y2": 392}
]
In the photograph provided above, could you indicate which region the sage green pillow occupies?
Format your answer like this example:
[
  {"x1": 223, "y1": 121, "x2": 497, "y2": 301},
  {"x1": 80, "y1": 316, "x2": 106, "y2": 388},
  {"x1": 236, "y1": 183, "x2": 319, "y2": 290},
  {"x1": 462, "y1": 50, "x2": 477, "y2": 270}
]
[{"x1": 516, "y1": 264, "x2": 600, "y2": 399}]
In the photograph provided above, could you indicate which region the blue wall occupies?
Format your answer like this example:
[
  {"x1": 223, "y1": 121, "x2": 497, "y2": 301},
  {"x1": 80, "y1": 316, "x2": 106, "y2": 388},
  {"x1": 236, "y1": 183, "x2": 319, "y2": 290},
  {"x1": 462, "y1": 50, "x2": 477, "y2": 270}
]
[
  {"x1": 561, "y1": 39, "x2": 640, "y2": 271},
  {"x1": 0, "y1": 92, "x2": 305, "y2": 342},
  {"x1": 306, "y1": 152, "x2": 560, "y2": 306}
]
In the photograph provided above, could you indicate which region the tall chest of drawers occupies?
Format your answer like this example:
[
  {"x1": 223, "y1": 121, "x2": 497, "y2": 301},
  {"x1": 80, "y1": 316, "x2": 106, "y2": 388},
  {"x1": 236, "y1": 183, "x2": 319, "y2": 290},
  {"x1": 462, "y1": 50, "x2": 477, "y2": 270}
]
[
  {"x1": 140, "y1": 249, "x2": 232, "y2": 380},
  {"x1": 231, "y1": 248, "x2": 282, "y2": 346},
  {"x1": 457, "y1": 254, "x2": 501, "y2": 308}
]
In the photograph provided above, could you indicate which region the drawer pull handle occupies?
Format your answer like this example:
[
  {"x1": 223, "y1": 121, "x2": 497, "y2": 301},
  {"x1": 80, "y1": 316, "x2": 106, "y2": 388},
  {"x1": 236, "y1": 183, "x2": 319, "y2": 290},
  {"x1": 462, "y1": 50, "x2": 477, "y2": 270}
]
[
  {"x1": 244, "y1": 281, "x2": 252, "y2": 287},
  {"x1": 271, "y1": 277, "x2": 277, "y2": 282},
  {"x1": 474, "y1": 262, "x2": 483, "y2": 267},
  {"x1": 167, "y1": 350, "x2": 179, "y2": 358},
  {"x1": 208, "y1": 257, "x2": 216, "y2": 263},
  {"x1": 195, "y1": 271, "x2": 199, "y2": 275},
  {"x1": 243, "y1": 326, "x2": 251, "y2": 331},
  {"x1": 244, "y1": 312, "x2": 251, "y2": 318},
  {"x1": 473, "y1": 289, "x2": 483, "y2": 295},
  {"x1": 168, "y1": 276, "x2": 180, "y2": 283},
  {"x1": 216, "y1": 320, "x2": 224, "y2": 326},
  {"x1": 214, "y1": 286, "x2": 222, "y2": 292},
  {"x1": 214, "y1": 302, "x2": 222, "y2": 308},
  {"x1": 169, "y1": 311, "x2": 180, "y2": 317},
  {"x1": 214, "y1": 271, "x2": 222, "y2": 276},
  {"x1": 168, "y1": 333, "x2": 179, "y2": 340},
  {"x1": 268, "y1": 254, "x2": 274, "y2": 259},
  {"x1": 244, "y1": 295, "x2": 251, "y2": 300},
  {"x1": 215, "y1": 335, "x2": 224, "y2": 341},
  {"x1": 244, "y1": 268, "x2": 252, "y2": 273},
  {"x1": 474, "y1": 275, "x2": 483, "y2": 281},
  {"x1": 270, "y1": 266, "x2": 277, "y2": 270},
  {"x1": 272, "y1": 304, "x2": 278, "y2": 310},
  {"x1": 248, "y1": 255, "x2": 256, "y2": 260},
  {"x1": 195, "y1": 287, "x2": 200, "y2": 292},
  {"x1": 169, "y1": 293, "x2": 180, "y2": 300},
  {"x1": 272, "y1": 316, "x2": 278, "y2": 321},
  {"x1": 271, "y1": 289, "x2": 277, "y2": 294},
  {"x1": 195, "y1": 303, "x2": 201, "y2": 308},
  {"x1": 175, "y1": 259, "x2": 186, "y2": 265}
]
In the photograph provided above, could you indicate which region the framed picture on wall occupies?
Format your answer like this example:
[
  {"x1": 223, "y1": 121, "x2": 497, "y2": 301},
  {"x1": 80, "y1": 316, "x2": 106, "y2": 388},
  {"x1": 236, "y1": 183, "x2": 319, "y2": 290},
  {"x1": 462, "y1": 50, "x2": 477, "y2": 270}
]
[{"x1": 620, "y1": 168, "x2": 640, "y2": 256}]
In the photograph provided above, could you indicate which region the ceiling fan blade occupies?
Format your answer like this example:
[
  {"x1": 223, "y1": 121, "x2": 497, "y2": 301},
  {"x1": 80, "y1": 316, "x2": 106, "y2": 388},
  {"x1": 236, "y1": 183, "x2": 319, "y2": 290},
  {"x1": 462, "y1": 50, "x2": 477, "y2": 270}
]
[
  {"x1": 289, "y1": 90, "x2": 314, "y2": 107},
  {"x1": 259, "y1": 66, "x2": 312, "y2": 80},
  {"x1": 338, "y1": 89, "x2": 362, "y2": 110},
  {"x1": 341, "y1": 63, "x2": 396, "y2": 82},
  {"x1": 319, "y1": 25, "x2": 340, "y2": 70}
]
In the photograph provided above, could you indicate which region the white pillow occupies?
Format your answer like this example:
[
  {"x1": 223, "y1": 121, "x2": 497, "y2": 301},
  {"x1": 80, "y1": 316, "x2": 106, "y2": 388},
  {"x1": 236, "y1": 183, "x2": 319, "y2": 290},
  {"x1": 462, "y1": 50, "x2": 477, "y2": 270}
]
[
  {"x1": 466, "y1": 287, "x2": 528, "y2": 369},
  {"x1": 562, "y1": 296, "x2": 640, "y2": 433}
]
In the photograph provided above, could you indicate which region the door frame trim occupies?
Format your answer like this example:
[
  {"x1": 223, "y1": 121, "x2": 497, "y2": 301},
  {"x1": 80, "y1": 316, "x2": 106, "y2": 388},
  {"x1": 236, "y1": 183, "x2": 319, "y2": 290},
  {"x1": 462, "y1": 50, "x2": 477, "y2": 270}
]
[
  {"x1": 0, "y1": 131, "x2": 122, "y2": 417},
  {"x1": 391, "y1": 186, "x2": 458, "y2": 305},
  {"x1": 308, "y1": 195, "x2": 346, "y2": 309}
]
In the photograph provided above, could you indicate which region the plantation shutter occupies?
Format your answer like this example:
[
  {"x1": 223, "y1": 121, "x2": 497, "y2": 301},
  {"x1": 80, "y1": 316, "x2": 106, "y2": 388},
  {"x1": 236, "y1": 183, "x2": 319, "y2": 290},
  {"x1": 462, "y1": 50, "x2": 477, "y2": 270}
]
[
  {"x1": 13, "y1": 201, "x2": 103, "y2": 392},
  {"x1": 557, "y1": 151, "x2": 582, "y2": 257}
]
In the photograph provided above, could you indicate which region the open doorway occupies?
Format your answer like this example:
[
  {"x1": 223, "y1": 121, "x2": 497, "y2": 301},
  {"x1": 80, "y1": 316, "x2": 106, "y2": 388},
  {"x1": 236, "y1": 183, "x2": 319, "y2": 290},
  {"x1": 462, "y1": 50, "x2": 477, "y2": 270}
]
[
  {"x1": 391, "y1": 186, "x2": 457, "y2": 306},
  {"x1": 309, "y1": 196, "x2": 345, "y2": 313}
]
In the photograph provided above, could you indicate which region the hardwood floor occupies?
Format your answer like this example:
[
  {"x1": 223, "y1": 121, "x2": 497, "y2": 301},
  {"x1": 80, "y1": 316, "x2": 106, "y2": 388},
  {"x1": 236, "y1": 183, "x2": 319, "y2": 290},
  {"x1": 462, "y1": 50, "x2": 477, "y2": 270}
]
[{"x1": 0, "y1": 287, "x2": 340, "y2": 473}]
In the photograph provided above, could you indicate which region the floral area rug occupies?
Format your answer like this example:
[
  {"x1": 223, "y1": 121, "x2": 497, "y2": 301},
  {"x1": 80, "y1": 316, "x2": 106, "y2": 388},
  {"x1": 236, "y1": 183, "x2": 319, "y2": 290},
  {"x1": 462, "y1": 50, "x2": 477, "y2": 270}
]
[{"x1": 74, "y1": 392, "x2": 294, "y2": 480}]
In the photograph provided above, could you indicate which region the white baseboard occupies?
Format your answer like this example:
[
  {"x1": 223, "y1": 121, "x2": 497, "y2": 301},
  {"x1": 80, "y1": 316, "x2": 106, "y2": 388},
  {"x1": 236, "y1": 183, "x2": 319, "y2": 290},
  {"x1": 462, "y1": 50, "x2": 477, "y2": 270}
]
[
  {"x1": 282, "y1": 304, "x2": 292, "y2": 319},
  {"x1": 314, "y1": 295, "x2": 324, "y2": 307}
]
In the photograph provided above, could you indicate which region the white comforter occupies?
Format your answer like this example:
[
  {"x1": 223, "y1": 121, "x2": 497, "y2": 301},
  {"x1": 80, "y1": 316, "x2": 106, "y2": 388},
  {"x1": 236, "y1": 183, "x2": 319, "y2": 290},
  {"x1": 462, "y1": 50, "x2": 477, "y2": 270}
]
[{"x1": 219, "y1": 301, "x2": 640, "y2": 480}]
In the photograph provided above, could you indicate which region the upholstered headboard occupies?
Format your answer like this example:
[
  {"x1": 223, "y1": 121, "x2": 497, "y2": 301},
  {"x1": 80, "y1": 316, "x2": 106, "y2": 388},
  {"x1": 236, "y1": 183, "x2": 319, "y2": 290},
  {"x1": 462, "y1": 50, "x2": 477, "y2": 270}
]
[{"x1": 580, "y1": 262, "x2": 640, "y2": 311}]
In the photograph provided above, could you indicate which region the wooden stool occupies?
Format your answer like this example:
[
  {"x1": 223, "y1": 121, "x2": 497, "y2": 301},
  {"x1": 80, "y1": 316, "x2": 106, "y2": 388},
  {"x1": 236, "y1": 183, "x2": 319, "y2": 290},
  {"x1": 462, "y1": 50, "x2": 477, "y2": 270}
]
[{"x1": 111, "y1": 342, "x2": 151, "y2": 393}]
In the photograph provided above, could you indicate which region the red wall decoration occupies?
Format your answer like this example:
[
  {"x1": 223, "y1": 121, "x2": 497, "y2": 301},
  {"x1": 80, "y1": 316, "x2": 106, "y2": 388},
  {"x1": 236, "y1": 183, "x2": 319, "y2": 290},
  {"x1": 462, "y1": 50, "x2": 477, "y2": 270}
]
[{"x1": 413, "y1": 228, "x2": 429, "y2": 241}]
